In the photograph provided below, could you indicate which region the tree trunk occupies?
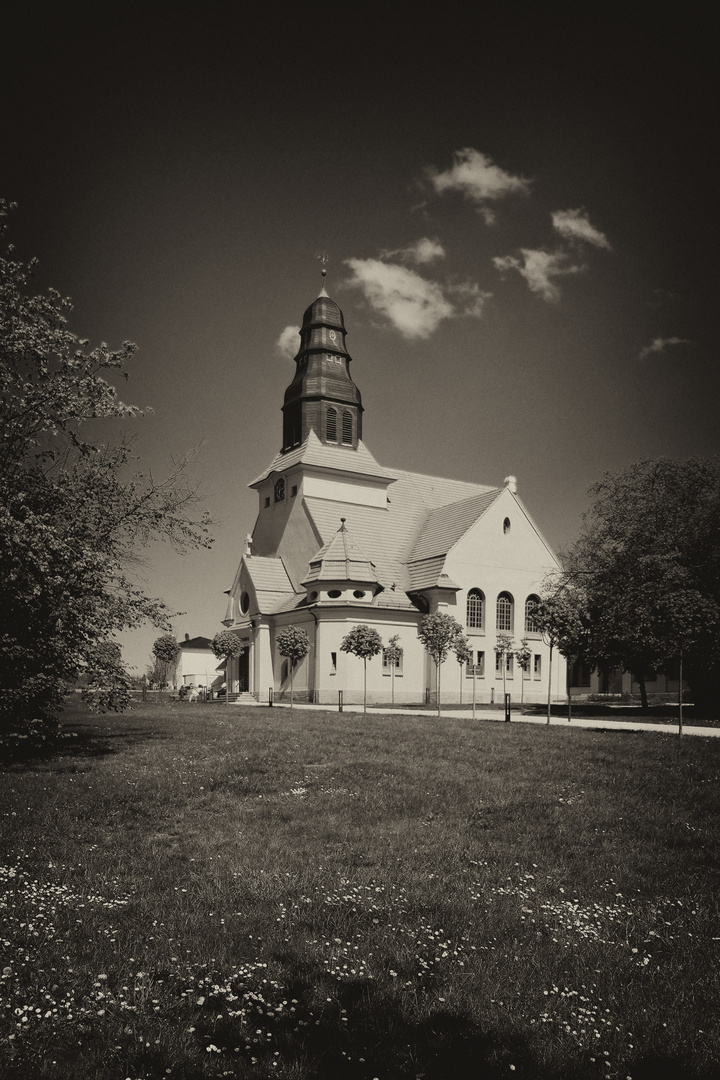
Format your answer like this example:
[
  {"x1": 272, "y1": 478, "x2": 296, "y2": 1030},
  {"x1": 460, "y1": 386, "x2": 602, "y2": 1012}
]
[
  {"x1": 459, "y1": 664, "x2": 463, "y2": 705},
  {"x1": 391, "y1": 664, "x2": 395, "y2": 706},
  {"x1": 289, "y1": 663, "x2": 294, "y2": 714},
  {"x1": 678, "y1": 650, "x2": 683, "y2": 738},
  {"x1": 436, "y1": 658, "x2": 441, "y2": 717},
  {"x1": 547, "y1": 642, "x2": 553, "y2": 725},
  {"x1": 566, "y1": 657, "x2": 572, "y2": 722},
  {"x1": 639, "y1": 673, "x2": 649, "y2": 713},
  {"x1": 363, "y1": 658, "x2": 367, "y2": 713}
]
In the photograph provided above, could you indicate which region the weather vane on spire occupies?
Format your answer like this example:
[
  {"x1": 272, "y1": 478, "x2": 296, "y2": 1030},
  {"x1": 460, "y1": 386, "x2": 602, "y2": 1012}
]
[{"x1": 315, "y1": 249, "x2": 329, "y2": 280}]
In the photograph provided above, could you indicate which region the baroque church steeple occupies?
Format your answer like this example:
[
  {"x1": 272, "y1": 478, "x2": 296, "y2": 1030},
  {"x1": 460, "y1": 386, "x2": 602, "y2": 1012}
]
[{"x1": 281, "y1": 290, "x2": 363, "y2": 452}]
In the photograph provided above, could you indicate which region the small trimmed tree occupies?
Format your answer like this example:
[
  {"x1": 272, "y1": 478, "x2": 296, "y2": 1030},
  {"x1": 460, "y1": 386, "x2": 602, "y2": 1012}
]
[
  {"x1": 384, "y1": 634, "x2": 403, "y2": 706},
  {"x1": 152, "y1": 634, "x2": 179, "y2": 690},
  {"x1": 514, "y1": 637, "x2": 533, "y2": 705},
  {"x1": 453, "y1": 634, "x2": 473, "y2": 704},
  {"x1": 276, "y1": 625, "x2": 310, "y2": 712},
  {"x1": 340, "y1": 625, "x2": 383, "y2": 713},
  {"x1": 417, "y1": 613, "x2": 463, "y2": 716},
  {"x1": 494, "y1": 633, "x2": 515, "y2": 703},
  {"x1": 212, "y1": 630, "x2": 243, "y2": 705}
]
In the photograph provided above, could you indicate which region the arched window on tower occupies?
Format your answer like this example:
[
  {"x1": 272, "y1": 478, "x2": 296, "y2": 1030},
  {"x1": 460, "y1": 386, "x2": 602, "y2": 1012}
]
[
  {"x1": 496, "y1": 592, "x2": 514, "y2": 632},
  {"x1": 524, "y1": 595, "x2": 541, "y2": 633},
  {"x1": 466, "y1": 588, "x2": 484, "y2": 630},
  {"x1": 326, "y1": 407, "x2": 337, "y2": 442},
  {"x1": 342, "y1": 410, "x2": 353, "y2": 445}
]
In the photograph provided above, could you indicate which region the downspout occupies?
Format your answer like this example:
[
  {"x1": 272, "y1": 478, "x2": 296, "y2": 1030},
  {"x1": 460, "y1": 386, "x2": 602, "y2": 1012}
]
[{"x1": 309, "y1": 606, "x2": 320, "y2": 705}]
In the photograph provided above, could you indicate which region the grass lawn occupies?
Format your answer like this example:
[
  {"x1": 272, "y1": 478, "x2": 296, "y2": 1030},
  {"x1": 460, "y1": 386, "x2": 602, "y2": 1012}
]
[{"x1": 2, "y1": 701, "x2": 720, "y2": 1079}]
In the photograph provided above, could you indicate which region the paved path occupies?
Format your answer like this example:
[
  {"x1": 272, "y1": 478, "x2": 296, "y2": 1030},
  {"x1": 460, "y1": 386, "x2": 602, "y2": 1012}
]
[{"x1": 258, "y1": 700, "x2": 719, "y2": 738}]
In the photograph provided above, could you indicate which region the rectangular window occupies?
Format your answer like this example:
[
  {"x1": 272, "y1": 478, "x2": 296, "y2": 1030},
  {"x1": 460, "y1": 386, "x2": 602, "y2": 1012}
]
[
  {"x1": 496, "y1": 653, "x2": 513, "y2": 677},
  {"x1": 506, "y1": 654, "x2": 514, "y2": 677},
  {"x1": 330, "y1": 651, "x2": 337, "y2": 674},
  {"x1": 466, "y1": 651, "x2": 485, "y2": 677},
  {"x1": 291, "y1": 485, "x2": 298, "y2": 497},
  {"x1": 264, "y1": 496, "x2": 270, "y2": 508},
  {"x1": 382, "y1": 648, "x2": 403, "y2": 674},
  {"x1": 534, "y1": 654, "x2": 542, "y2": 679}
]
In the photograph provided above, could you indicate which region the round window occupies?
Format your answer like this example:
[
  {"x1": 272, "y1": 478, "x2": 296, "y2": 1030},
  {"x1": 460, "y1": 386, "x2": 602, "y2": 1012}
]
[
  {"x1": 353, "y1": 590, "x2": 366, "y2": 599},
  {"x1": 309, "y1": 591, "x2": 318, "y2": 602},
  {"x1": 328, "y1": 589, "x2": 342, "y2": 599},
  {"x1": 240, "y1": 591, "x2": 250, "y2": 614}
]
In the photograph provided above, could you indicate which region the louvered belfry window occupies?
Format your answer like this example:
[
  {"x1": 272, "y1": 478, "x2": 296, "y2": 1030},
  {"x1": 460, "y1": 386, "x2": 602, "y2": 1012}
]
[
  {"x1": 342, "y1": 410, "x2": 353, "y2": 444},
  {"x1": 466, "y1": 589, "x2": 484, "y2": 629},
  {"x1": 496, "y1": 592, "x2": 514, "y2": 632},
  {"x1": 326, "y1": 407, "x2": 337, "y2": 442}
]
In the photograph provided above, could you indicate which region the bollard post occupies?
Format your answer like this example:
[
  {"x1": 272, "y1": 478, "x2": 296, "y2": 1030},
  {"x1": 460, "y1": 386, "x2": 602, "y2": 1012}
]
[
  {"x1": 338, "y1": 690, "x2": 343, "y2": 713},
  {"x1": 504, "y1": 693, "x2": 511, "y2": 722},
  {"x1": 268, "y1": 687, "x2": 273, "y2": 707},
  {"x1": 491, "y1": 686, "x2": 495, "y2": 704}
]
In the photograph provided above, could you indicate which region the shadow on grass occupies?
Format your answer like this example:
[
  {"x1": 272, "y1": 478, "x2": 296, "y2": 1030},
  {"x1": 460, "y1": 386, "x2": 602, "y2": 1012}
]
[{"x1": 2, "y1": 709, "x2": 174, "y2": 769}]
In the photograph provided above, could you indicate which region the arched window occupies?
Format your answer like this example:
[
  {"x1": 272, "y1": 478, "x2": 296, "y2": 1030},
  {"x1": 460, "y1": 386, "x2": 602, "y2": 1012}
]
[
  {"x1": 466, "y1": 588, "x2": 484, "y2": 629},
  {"x1": 503, "y1": 517, "x2": 511, "y2": 534},
  {"x1": 496, "y1": 592, "x2": 514, "y2": 632},
  {"x1": 525, "y1": 595, "x2": 541, "y2": 633},
  {"x1": 342, "y1": 410, "x2": 353, "y2": 444},
  {"x1": 326, "y1": 407, "x2": 337, "y2": 442}
]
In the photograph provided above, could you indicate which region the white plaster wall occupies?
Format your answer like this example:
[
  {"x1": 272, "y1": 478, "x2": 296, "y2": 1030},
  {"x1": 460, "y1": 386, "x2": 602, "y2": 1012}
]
[{"x1": 302, "y1": 473, "x2": 388, "y2": 507}]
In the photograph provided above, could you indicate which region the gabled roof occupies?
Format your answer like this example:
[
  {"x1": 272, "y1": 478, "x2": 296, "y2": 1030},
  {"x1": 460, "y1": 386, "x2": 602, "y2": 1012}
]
[
  {"x1": 302, "y1": 519, "x2": 379, "y2": 587},
  {"x1": 244, "y1": 556, "x2": 299, "y2": 615},
  {"x1": 249, "y1": 431, "x2": 395, "y2": 486},
  {"x1": 409, "y1": 489, "x2": 503, "y2": 562},
  {"x1": 178, "y1": 636, "x2": 214, "y2": 650}
]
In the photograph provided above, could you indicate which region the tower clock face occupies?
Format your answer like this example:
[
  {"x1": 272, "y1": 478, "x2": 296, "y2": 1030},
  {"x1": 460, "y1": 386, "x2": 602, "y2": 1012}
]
[{"x1": 274, "y1": 477, "x2": 285, "y2": 502}]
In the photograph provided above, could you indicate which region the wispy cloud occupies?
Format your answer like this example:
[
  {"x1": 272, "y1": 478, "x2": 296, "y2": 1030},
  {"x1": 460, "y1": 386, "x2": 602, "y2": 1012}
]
[
  {"x1": 344, "y1": 257, "x2": 490, "y2": 340},
  {"x1": 638, "y1": 336, "x2": 691, "y2": 361},
  {"x1": 552, "y1": 208, "x2": 611, "y2": 249},
  {"x1": 380, "y1": 237, "x2": 446, "y2": 265},
  {"x1": 426, "y1": 148, "x2": 531, "y2": 224},
  {"x1": 276, "y1": 324, "x2": 300, "y2": 360},
  {"x1": 493, "y1": 248, "x2": 584, "y2": 302}
]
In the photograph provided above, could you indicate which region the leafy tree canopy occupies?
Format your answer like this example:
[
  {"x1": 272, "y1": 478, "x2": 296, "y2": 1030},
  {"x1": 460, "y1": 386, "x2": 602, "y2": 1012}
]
[
  {"x1": 557, "y1": 456, "x2": 720, "y2": 714},
  {"x1": 417, "y1": 613, "x2": 463, "y2": 665},
  {"x1": 0, "y1": 201, "x2": 212, "y2": 751},
  {"x1": 152, "y1": 635, "x2": 179, "y2": 665},
  {"x1": 276, "y1": 626, "x2": 310, "y2": 662},
  {"x1": 340, "y1": 625, "x2": 383, "y2": 660},
  {"x1": 453, "y1": 634, "x2": 473, "y2": 666},
  {"x1": 211, "y1": 631, "x2": 243, "y2": 661}
]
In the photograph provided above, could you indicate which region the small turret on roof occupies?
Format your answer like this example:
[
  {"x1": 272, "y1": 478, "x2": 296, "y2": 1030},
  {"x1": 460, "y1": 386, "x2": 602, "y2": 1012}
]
[{"x1": 302, "y1": 518, "x2": 379, "y2": 589}]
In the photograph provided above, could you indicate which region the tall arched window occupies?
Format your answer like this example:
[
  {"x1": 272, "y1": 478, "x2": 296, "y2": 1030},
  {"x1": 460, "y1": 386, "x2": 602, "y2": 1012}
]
[
  {"x1": 326, "y1": 407, "x2": 337, "y2": 442},
  {"x1": 466, "y1": 588, "x2": 484, "y2": 629},
  {"x1": 342, "y1": 410, "x2": 353, "y2": 444},
  {"x1": 525, "y1": 595, "x2": 541, "y2": 633},
  {"x1": 496, "y1": 592, "x2": 514, "y2": 632}
]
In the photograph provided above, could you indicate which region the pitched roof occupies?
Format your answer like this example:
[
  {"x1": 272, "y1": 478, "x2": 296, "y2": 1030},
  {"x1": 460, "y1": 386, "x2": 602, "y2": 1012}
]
[
  {"x1": 302, "y1": 520, "x2": 379, "y2": 586},
  {"x1": 178, "y1": 636, "x2": 214, "y2": 650},
  {"x1": 244, "y1": 556, "x2": 299, "y2": 614},
  {"x1": 409, "y1": 489, "x2": 503, "y2": 561},
  {"x1": 249, "y1": 431, "x2": 395, "y2": 486}
]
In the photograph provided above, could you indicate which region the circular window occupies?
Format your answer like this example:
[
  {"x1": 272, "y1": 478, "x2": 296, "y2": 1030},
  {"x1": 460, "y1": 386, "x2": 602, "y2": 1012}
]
[
  {"x1": 308, "y1": 591, "x2": 318, "y2": 602},
  {"x1": 327, "y1": 589, "x2": 342, "y2": 599},
  {"x1": 503, "y1": 517, "x2": 511, "y2": 534},
  {"x1": 240, "y1": 591, "x2": 250, "y2": 614},
  {"x1": 353, "y1": 590, "x2": 366, "y2": 599}
]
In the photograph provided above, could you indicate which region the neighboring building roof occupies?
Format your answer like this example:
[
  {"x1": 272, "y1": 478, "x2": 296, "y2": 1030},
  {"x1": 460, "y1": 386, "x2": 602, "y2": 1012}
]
[
  {"x1": 178, "y1": 636, "x2": 214, "y2": 650},
  {"x1": 249, "y1": 430, "x2": 395, "y2": 486},
  {"x1": 302, "y1": 519, "x2": 379, "y2": 587}
]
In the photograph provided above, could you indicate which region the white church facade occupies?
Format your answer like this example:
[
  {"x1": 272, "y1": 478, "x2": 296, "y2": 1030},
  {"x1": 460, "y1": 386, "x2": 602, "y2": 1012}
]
[{"x1": 221, "y1": 289, "x2": 565, "y2": 706}]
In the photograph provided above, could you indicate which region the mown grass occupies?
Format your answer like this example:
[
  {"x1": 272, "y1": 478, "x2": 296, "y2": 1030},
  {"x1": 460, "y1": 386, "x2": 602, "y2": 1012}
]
[{"x1": 2, "y1": 701, "x2": 720, "y2": 1079}]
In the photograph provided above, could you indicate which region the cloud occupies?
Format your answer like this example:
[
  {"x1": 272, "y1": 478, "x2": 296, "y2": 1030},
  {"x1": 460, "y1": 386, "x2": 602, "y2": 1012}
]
[
  {"x1": 380, "y1": 237, "x2": 446, "y2": 265},
  {"x1": 344, "y1": 257, "x2": 490, "y2": 340},
  {"x1": 276, "y1": 324, "x2": 300, "y2": 360},
  {"x1": 493, "y1": 248, "x2": 585, "y2": 302},
  {"x1": 427, "y1": 148, "x2": 531, "y2": 224},
  {"x1": 638, "y1": 336, "x2": 691, "y2": 361},
  {"x1": 552, "y1": 208, "x2": 611, "y2": 249}
]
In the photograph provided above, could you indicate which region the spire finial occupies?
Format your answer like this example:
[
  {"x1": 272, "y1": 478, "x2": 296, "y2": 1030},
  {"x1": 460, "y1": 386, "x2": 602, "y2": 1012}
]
[{"x1": 315, "y1": 250, "x2": 329, "y2": 297}]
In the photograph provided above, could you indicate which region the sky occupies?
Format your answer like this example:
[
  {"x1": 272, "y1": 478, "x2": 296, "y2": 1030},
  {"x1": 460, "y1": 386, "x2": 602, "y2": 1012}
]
[{"x1": 3, "y1": 1, "x2": 719, "y2": 677}]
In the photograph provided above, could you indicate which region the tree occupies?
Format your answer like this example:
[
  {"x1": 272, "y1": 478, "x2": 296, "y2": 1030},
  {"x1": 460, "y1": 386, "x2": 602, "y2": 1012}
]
[
  {"x1": 340, "y1": 625, "x2": 383, "y2": 713},
  {"x1": 453, "y1": 634, "x2": 473, "y2": 704},
  {"x1": 558, "y1": 457, "x2": 720, "y2": 722},
  {"x1": 211, "y1": 630, "x2": 243, "y2": 705},
  {"x1": 494, "y1": 633, "x2": 515, "y2": 705},
  {"x1": 276, "y1": 625, "x2": 310, "y2": 712},
  {"x1": 152, "y1": 634, "x2": 179, "y2": 689},
  {"x1": 383, "y1": 634, "x2": 403, "y2": 706},
  {"x1": 417, "y1": 613, "x2": 463, "y2": 716},
  {"x1": 0, "y1": 201, "x2": 212, "y2": 753},
  {"x1": 514, "y1": 637, "x2": 533, "y2": 705},
  {"x1": 527, "y1": 591, "x2": 585, "y2": 725}
]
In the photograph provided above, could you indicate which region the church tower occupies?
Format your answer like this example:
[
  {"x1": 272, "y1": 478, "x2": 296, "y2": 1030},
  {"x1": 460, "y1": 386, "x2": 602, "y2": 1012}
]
[{"x1": 281, "y1": 289, "x2": 363, "y2": 452}]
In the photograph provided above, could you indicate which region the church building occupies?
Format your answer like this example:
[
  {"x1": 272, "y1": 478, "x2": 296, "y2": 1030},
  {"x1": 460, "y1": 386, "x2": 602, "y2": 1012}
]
[{"x1": 221, "y1": 287, "x2": 565, "y2": 706}]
